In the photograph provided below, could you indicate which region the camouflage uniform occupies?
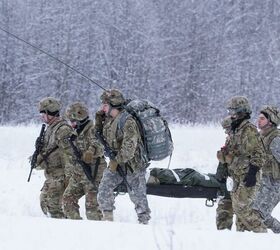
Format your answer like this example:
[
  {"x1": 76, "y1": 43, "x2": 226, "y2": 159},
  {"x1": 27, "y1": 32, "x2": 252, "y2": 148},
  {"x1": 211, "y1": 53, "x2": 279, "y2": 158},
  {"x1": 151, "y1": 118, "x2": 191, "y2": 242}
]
[
  {"x1": 215, "y1": 116, "x2": 233, "y2": 230},
  {"x1": 62, "y1": 102, "x2": 106, "y2": 220},
  {"x1": 97, "y1": 89, "x2": 151, "y2": 224},
  {"x1": 252, "y1": 106, "x2": 280, "y2": 233},
  {"x1": 36, "y1": 97, "x2": 74, "y2": 218},
  {"x1": 225, "y1": 96, "x2": 266, "y2": 232}
]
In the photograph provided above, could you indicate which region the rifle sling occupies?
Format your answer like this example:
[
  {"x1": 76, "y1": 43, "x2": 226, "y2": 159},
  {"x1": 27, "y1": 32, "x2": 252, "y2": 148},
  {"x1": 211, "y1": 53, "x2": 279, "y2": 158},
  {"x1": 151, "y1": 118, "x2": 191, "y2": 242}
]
[
  {"x1": 37, "y1": 146, "x2": 59, "y2": 166},
  {"x1": 91, "y1": 157, "x2": 100, "y2": 182}
]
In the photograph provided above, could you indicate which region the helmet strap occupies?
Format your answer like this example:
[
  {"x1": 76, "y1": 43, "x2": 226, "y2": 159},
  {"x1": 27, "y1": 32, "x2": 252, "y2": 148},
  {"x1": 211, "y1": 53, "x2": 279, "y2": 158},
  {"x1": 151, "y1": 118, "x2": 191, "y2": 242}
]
[{"x1": 231, "y1": 113, "x2": 250, "y2": 132}]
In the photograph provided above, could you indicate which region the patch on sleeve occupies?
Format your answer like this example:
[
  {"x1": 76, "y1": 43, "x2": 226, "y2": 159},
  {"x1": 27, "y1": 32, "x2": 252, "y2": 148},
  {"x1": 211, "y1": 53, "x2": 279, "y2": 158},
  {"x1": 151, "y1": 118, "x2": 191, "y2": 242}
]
[
  {"x1": 124, "y1": 118, "x2": 137, "y2": 137},
  {"x1": 56, "y1": 126, "x2": 73, "y2": 149}
]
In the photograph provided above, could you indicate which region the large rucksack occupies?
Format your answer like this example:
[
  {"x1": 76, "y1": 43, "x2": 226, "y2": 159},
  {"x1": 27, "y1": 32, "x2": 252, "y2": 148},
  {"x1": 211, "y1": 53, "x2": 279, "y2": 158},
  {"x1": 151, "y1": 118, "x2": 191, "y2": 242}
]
[{"x1": 118, "y1": 99, "x2": 173, "y2": 162}]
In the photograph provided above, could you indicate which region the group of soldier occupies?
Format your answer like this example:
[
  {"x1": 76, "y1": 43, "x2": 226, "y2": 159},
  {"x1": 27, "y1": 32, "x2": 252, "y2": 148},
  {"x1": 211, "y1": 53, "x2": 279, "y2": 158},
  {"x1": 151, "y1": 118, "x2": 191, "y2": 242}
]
[
  {"x1": 33, "y1": 90, "x2": 280, "y2": 232},
  {"x1": 215, "y1": 96, "x2": 280, "y2": 233},
  {"x1": 35, "y1": 89, "x2": 150, "y2": 224}
]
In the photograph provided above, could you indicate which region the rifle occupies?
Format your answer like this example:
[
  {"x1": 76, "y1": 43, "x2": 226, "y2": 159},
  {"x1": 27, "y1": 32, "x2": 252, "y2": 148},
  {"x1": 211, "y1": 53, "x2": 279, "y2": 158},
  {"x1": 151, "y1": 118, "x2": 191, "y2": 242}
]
[
  {"x1": 27, "y1": 124, "x2": 46, "y2": 182},
  {"x1": 68, "y1": 135, "x2": 97, "y2": 190},
  {"x1": 95, "y1": 131, "x2": 132, "y2": 191}
]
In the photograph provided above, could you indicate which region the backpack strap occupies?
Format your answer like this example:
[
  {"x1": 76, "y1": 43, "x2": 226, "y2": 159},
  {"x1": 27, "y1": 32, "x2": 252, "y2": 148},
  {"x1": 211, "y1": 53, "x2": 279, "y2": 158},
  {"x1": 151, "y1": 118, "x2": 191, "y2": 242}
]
[
  {"x1": 117, "y1": 110, "x2": 149, "y2": 165},
  {"x1": 117, "y1": 111, "x2": 131, "y2": 136}
]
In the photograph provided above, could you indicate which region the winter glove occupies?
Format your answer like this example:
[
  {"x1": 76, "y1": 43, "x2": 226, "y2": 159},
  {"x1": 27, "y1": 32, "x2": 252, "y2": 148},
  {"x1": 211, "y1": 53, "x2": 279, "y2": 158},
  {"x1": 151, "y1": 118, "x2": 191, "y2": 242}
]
[
  {"x1": 243, "y1": 164, "x2": 259, "y2": 187},
  {"x1": 36, "y1": 153, "x2": 43, "y2": 164},
  {"x1": 34, "y1": 153, "x2": 46, "y2": 170},
  {"x1": 215, "y1": 162, "x2": 228, "y2": 183},
  {"x1": 95, "y1": 110, "x2": 106, "y2": 132},
  {"x1": 224, "y1": 152, "x2": 233, "y2": 164},
  {"x1": 109, "y1": 160, "x2": 118, "y2": 172},
  {"x1": 82, "y1": 150, "x2": 94, "y2": 164},
  {"x1": 217, "y1": 150, "x2": 226, "y2": 164}
]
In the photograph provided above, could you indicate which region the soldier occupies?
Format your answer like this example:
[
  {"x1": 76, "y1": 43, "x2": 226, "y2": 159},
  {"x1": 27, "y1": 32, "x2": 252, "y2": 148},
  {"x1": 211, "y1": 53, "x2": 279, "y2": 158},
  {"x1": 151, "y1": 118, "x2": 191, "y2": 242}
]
[
  {"x1": 62, "y1": 102, "x2": 106, "y2": 220},
  {"x1": 252, "y1": 106, "x2": 280, "y2": 233},
  {"x1": 215, "y1": 116, "x2": 233, "y2": 230},
  {"x1": 36, "y1": 97, "x2": 74, "y2": 218},
  {"x1": 225, "y1": 96, "x2": 266, "y2": 232},
  {"x1": 96, "y1": 89, "x2": 151, "y2": 224}
]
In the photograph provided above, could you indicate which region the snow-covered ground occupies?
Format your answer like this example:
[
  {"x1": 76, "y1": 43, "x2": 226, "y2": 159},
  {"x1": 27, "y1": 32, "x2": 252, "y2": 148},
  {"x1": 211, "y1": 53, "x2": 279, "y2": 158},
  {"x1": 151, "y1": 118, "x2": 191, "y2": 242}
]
[{"x1": 0, "y1": 124, "x2": 279, "y2": 250}]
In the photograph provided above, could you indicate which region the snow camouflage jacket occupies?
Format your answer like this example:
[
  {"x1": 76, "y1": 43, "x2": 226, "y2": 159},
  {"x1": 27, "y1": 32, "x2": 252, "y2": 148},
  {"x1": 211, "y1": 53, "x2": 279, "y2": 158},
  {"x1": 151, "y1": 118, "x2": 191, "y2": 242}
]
[
  {"x1": 260, "y1": 127, "x2": 280, "y2": 179},
  {"x1": 226, "y1": 120, "x2": 265, "y2": 179},
  {"x1": 36, "y1": 119, "x2": 74, "y2": 179},
  {"x1": 102, "y1": 110, "x2": 146, "y2": 171},
  {"x1": 72, "y1": 120, "x2": 106, "y2": 177}
]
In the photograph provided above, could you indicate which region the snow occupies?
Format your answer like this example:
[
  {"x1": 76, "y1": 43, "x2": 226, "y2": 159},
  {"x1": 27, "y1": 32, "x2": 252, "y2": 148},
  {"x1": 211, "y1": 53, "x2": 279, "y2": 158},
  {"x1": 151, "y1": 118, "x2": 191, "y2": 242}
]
[{"x1": 0, "y1": 125, "x2": 279, "y2": 250}]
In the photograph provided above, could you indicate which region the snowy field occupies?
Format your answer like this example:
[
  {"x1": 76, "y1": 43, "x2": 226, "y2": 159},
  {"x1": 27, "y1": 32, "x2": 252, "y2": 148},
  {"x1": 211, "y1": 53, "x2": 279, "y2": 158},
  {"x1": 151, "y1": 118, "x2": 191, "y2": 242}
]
[{"x1": 0, "y1": 124, "x2": 279, "y2": 250}]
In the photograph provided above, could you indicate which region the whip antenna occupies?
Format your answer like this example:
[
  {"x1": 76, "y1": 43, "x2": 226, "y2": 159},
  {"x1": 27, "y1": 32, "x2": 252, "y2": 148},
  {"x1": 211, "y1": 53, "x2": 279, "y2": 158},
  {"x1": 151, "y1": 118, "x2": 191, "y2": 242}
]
[{"x1": 0, "y1": 26, "x2": 106, "y2": 91}]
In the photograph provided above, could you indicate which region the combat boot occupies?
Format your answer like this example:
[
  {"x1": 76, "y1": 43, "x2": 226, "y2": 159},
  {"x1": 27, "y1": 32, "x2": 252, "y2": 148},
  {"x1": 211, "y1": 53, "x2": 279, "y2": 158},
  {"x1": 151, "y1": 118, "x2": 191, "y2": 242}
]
[
  {"x1": 102, "y1": 210, "x2": 113, "y2": 221},
  {"x1": 86, "y1": 210, "x2": 102, "y2": 221},
  {"x1": 139, "y1": 220, "x2": 149, "y2": 225},
  {"x1": 265, "y1": 217, "x2": 280, "y2": 233},
  {"x1": 67, "y1": 212, "x2": 82, "y2": 220},
  {"x1": 138, "y1": 212, "x2": 150, "y2": 225}
]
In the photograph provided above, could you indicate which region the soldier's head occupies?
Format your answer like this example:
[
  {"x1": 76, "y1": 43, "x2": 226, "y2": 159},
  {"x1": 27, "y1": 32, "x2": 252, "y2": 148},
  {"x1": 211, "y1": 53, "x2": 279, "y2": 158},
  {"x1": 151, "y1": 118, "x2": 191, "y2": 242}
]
[
  {"x1": 66, "y1": 102, "x2": 89, "y2": 129},
  {"x1": 100, "y1": 89, "x2": 126, "y2": 117},
  {"x1": 258, "y1": 105, "x2": 280, "y2": 130},
  {"x1": 38, "y1": 97, "x2": 61, "y2": 124},
  {"x1": 226, "y1": 96, "x2": 252, "y2": 120},
  {"x1": 221, "y1": 116, "x2": 232, "y2": 135}
]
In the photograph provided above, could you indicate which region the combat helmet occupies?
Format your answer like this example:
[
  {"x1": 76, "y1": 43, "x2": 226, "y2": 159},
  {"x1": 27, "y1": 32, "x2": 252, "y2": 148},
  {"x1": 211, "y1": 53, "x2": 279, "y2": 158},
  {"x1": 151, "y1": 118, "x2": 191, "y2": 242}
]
[
  {"x1": 39, "y1": 97, "x2": 61, "y2": 116},
  {"x1": 260, "y1": 105, "x2": 280, "y2": 126},
  {"x1": 100, "y1": 89, "x2": 126, "y2": 107},
  {"x1": 66, "y1": 102, "x2": 89, "y2": 121},
  {"x1": 226, "y1": 96, "x2": 252, "y2": 115}
]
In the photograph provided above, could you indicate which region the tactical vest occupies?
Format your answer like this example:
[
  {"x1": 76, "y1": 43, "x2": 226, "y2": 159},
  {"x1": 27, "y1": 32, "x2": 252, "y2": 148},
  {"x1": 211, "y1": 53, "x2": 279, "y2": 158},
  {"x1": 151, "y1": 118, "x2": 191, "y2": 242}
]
[
  {"x1": 42, "y1": 119, "x2": 71, "y2": 177},
  {"x1": 227, "y1": 120, "x2": 263, "y2": 177},
  {"x1": 74, "y1": 120, "x2": 105, "y2": 176},
  {"x1": 261, "y1": 127, "x2": 280, "y2": 179},
  {"x1": 75, "y1": 121, "x2": 95, "y2": 152},
  {"x1": 103, "y1": 111, "x2": 147, "y2": 170}
]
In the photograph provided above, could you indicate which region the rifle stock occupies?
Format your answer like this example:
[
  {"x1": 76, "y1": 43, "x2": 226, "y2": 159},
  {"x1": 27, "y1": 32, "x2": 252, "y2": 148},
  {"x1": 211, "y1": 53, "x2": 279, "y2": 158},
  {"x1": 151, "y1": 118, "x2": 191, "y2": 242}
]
[{"x1": 27, "y1": 124, "x2": 46, "y2": 182}]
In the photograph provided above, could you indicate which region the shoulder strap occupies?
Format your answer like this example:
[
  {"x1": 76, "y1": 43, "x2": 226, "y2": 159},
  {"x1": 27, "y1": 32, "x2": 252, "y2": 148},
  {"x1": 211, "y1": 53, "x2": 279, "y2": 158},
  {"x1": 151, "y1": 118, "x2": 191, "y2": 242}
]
[
  {"x1": 117, "y1": 111, "x2": 132, "y2": 134},
  {"x1": 54, "y1": 121, "x2": 72, "y2": 135}
]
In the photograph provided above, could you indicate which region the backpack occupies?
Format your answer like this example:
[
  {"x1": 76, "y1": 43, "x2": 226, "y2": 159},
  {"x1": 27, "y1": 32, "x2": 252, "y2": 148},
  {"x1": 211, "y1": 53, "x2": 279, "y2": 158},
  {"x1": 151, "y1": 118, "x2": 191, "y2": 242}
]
[{"x1": 118, "y1": 99, "x2": 173, "y2": 162}]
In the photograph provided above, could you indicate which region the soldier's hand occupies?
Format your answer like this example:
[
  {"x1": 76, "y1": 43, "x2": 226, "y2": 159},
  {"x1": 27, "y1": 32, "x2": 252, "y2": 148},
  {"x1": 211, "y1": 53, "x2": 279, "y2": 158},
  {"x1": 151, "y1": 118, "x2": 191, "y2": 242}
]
[
  {"x1": 216, "y1": 150, "x2": 226, "y2": 163},
  {"x1": 82, "y1": 150, "x2": 94, "y2": 164},
  {"x1": 224, "y1": 153, "x2": 233, "y2": 164},
  {"x1": 243, "y1": 164, "x2": 259, "y2": 187},
  {"x1": 34, "y1": 153, "x2": 45, "y2": 170},
  {"x1": 36, "y1": 153, "x2": 43, "y2": 165},
  {"x1": 109, "y1": 160, "x2": 118, "y2": 172},
  {"x1": 221, "y1": 145, "x2": 228, "y2": 154}
]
